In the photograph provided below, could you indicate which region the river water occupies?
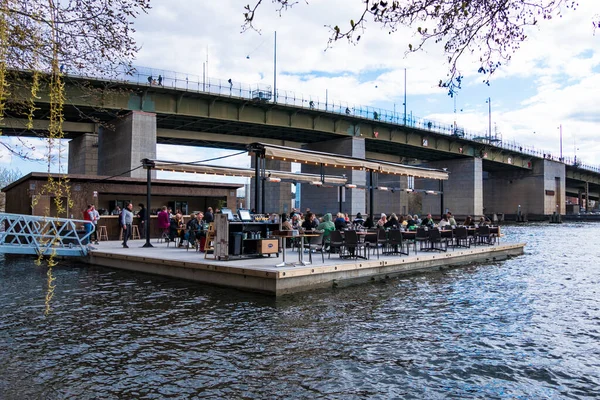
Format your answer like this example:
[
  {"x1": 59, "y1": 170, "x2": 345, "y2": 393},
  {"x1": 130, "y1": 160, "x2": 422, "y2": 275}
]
[{"x1": 1, "y1": 222, "x2": 599, "y2": 399}]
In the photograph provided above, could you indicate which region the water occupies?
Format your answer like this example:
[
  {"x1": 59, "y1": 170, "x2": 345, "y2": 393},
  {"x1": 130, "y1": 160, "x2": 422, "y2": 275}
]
[{"x1": 1, "y1": 223, "x2": 599, "y2": 399}]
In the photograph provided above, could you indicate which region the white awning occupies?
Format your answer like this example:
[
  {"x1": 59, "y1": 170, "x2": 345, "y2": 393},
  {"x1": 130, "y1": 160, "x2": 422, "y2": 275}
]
[
  {"x1": 248, "y1": 142, "x2": 448, "y2": 180},
  {"x1": 153, "y1": 162, "x2": 347, "y2": 185}
]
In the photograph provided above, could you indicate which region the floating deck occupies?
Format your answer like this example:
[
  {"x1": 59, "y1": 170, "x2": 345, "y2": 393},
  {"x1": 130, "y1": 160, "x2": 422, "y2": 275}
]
[{"x1": 86, "y1": 240, "x2": 525, "y2": 296}]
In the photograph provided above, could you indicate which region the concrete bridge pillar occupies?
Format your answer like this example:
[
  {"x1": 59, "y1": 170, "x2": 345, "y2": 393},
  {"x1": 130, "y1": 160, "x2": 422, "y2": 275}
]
[
  {"x1": 483, "y1": 159, "x2": 565, "y2": 218},
  {"x1": 250, "y1": 158, "x2": 293, "y2": 214},
  {"x1": 302, "y1": 137, "x2": 366, "y2": 218},
  {"x1": 420, "y1": 158, "x2": 483, "y2": 219},
  {"x1": 97, "y1": 111, "x2": 156, "y2": 179},
  {"x1": 68, "y1": 133, "x2": 98, "y2": 175}
]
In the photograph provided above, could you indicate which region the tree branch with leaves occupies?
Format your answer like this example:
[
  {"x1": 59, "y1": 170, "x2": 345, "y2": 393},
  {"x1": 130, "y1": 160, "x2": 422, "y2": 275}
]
[{"x1": 243, "y1": 0, "x2": 582, "y2": 94}]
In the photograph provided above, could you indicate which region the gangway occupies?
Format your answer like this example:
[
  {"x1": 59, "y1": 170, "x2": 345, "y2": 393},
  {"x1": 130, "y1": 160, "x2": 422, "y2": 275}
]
[{"x1": 0, "y1": 213, "x2": 93, "y2": 257}]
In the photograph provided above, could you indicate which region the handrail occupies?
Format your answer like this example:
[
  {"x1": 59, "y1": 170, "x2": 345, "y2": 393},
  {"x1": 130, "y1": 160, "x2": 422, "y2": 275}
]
[
  {"x1": 0, "y1": 212, "x2": 93, "y2": 257},
  {"x1": 52, "y1": 65, "x2": 596, "y2": 173}
]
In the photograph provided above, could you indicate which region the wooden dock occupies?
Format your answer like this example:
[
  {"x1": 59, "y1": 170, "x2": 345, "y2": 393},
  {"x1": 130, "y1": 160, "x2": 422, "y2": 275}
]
[{"x1": 87, "y1": 240, "x2": 525, "y2": 296}]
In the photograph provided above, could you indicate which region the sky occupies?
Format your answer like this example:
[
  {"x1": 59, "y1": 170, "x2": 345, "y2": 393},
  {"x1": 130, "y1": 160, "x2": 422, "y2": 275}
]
[{"x1": 2, "y1": 0, "x2": 600, "y2": 185}]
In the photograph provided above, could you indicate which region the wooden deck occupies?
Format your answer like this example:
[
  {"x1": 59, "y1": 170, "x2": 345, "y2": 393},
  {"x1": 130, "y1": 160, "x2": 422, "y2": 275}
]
[{"x1": 86, "y1": 239, "x2": 526, "y2": 296}]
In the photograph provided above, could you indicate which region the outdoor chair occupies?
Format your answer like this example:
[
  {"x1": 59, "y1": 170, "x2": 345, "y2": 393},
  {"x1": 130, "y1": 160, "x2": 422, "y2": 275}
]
[
  {"x1": 428, "y1": 228, "x2": 447, "y2": 252},
  {"x1": 453, "y1": 226, "x2": 470, "y2": 248},
  {"x1": 328, "y1": 230, "x2": 345, "y2": 259},
  {"x1": 343, "y1": 230, "x2": 369, "y2": 260},
  {"x1": 386, "y1": 229, "x2": 409, "y2": 256},
  {"x1": 363, "y1": 231, "x2": 380, "y2": 259},
  {"x1": 303, "y1": 232, "x2": 325, "y2": 263},
  {"x1": 415, "y1": 227, "x2": 429, "y2": 252},
  {"x1": 477, "y1": 225, "x2": 494, "y2": 245}
]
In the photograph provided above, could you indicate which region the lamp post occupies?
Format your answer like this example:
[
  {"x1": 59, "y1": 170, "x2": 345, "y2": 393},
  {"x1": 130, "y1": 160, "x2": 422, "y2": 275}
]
[
  {"x1": 558, "y1": 124, "x2": 563, "y2": 161},
  {"x1": 403, "y1": 68, "x2": 407, "y2": 125},
  {"x1": 486, "y1": 97, "x2": 492, "y2": 143},
  {"x1": 273, "y1": 31, "x2": 277, "y2": 103}
]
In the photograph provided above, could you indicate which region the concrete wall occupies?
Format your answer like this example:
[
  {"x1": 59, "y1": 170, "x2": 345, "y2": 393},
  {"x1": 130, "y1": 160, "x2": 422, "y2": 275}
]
[
  {"x1": 421, "y1": 158, "x2": 482, "y2": 218},
  {"x1": 483, "y1": 159, "x2": 566, "y2": 216},
  {"x1": 98, "y1": 111, "x2": 156, "y2": 179},
  {"x1": 68, "y1": 133, "x2": 98, "y2": 175}
]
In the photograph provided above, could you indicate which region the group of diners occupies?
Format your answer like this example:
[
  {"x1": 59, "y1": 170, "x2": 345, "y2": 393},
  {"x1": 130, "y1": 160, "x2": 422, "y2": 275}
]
[
  {"x1": 272, "y1": 209, "x2": 499, "y2": 260},
  {"x1": 156, "y1": 206, "x2": 215, "y2": 249}
]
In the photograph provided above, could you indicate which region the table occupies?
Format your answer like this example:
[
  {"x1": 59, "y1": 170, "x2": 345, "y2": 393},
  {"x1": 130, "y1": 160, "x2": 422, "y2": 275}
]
[
  {"x1": 270, "y1": 233, "x2": 295, "y2": 267},
  {"x1": 271, "y1": 233, "x2": 320, "y2": 266},
  {"x1": 295, "y1": 233, "x2": 321, "y2": 266}
]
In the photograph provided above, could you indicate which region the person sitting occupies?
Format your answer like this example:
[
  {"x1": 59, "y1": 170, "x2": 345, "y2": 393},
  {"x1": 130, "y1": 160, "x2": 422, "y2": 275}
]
[
  {"x1": 377, "y1": 213, "x2": 387, "y2": 227},
  {"x1": 169, "y1": 213, "x2": 186, "y2": 246},
  {"x1": 363, "y1": 215, "x2": 375, "y2": 229},
  {"x1": 281, "y1": 213, "x2": 293, "y2": 230},
  {"x1": 478, "y1": 216, "x2": 491, "y2": 226},
  {"x1": 447, "y1": 211, "x2": 457, "y2": 227},
  {"x1": 317, "y1": 213, "x2": 336, "y2": 245},
  {"x1": 334, "y1": 212, "x2": 347, "y2": 230},
  {"x1": 111, "y1": 206, "x2": 121, "y2": 215},
  {"x1": 290, "y1": 214, "x2": 301, "y2": 230},
  {"x1": 421, "y1": 213, "x2": 435, "y2": 228},
  {"x1": 406, "y1": 215, "x2": 417, "y2": 230},
  {"x1": 463, "y1": 216, "x2": 475, "y2": 226},
  {"x1": 413, "y1": 214, "x2": 422, "y2": 225},
  {"x1": 384, "y1": 213, "x2": 400, "y2": 229},
  {"x1": 438, "y1": 215, "x2": 451, "y2": 228},
  {"x1": 353, "y1": 212, "x2": 365, "y2": 227},
  {"x1": 185, "y1": 213, "x2": 201, "y2": 247},
  {"x1": 301, "y1": 212, "x2": 319, "y2": 231}
]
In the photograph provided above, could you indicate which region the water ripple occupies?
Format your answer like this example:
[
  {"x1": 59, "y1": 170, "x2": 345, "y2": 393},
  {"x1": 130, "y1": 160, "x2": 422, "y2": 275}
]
[{"x1": 1, "y1": 223, "x2": 600, "y2": 398}]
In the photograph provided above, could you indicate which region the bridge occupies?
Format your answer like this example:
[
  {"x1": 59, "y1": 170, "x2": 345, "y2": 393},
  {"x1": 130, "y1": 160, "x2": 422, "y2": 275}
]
[
  {"x1": 2, "y1": 68, "x2": 599, "y2": 219},
  {"x1": 0, "y1": 213, "x2": 93, "y2": 257}
]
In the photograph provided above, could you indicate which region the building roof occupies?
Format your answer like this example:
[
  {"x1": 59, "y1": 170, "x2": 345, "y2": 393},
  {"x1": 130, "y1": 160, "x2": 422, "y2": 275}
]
[{"x1": 1, "y1": 172, "x2": 244, "y2": 192}]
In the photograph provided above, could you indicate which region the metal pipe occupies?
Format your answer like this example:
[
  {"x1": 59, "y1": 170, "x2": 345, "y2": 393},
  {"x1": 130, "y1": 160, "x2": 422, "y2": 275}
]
[
  {"x1": 142, "y1": 158, "x2": 154, "y2": 248},
  {"x1": 369, "y1": 170, "x2": 374, "y2": 219},
  {"x1": 254, "y1": 153, "x2": 260, "y2": 213}
]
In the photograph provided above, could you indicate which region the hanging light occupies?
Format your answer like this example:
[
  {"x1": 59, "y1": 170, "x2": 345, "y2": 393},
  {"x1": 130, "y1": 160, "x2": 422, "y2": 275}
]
[
  {"x1": 268, "y1": 177, "x2": 281, "y2": 183},
  {"x1": 345, "y1": 184, "x2": 357, "y2": 189},
  {"x1": 377, "y1": 186, "x2": 389, "y2": 191},
  {"x1": 310, "y1": 181, "x2": 323, "y2": 186}
]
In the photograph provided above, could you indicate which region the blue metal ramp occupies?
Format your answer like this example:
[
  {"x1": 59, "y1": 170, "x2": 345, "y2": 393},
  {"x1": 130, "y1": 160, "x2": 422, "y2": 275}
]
[{"x1": 0, "y1": 213, "x2": 93, "y2": 257}]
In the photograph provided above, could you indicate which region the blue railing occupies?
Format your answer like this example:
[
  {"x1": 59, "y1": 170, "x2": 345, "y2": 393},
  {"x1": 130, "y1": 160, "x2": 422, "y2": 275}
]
[
  {"x1": 66, "y1": 64, "x2": 599, "y2": 173},
  {"x1": 0, "y1": 213, "x2": 93, "y2": 257}
]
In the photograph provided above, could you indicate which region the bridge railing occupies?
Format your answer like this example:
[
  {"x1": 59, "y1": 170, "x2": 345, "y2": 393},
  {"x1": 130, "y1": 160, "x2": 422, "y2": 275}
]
[
  {"x1": 0, "y1": 213, "x2": 93, "y2": 257},
  {"x1": 65, "y1": 65, "x2": 600, "y2": 173}
]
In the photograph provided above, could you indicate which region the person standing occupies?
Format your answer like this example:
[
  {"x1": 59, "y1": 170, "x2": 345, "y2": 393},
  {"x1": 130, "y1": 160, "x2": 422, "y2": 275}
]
[
  {"x1": 137, "y1": 203, "x2": 146, "y2": 239},
  {"x1": 120, "y1": 203, "x2": 134, "y2": 248},
  {"x1": 158, "y1": 74, "x2": 163, "y2": 86},
  {"x1": 90, "y1": 205, "x2": 100, "y2": 244},
  {"x1": 82, "y1": 204, "x2": 93, "y2": 245},
  {"x1": 204, "y1": 207, "x2": 214, "y2": 224}
]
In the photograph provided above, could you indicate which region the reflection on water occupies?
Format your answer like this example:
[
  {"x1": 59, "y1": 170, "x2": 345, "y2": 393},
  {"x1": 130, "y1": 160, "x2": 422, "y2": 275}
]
[{"x1": 1, "y1": 223, "x2": 599, "y2": 399}]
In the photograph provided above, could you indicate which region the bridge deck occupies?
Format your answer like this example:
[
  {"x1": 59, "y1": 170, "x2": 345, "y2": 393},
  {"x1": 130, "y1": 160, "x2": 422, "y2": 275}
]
[{"x1": 87, "y1": 239, "x2": 525, "y2": 296}]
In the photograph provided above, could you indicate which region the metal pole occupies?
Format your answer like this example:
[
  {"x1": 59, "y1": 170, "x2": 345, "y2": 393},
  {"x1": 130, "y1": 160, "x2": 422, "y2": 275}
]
[
  {"x1": 273, "y1": 31, "x2": 277, "y2": 103},
  {"x1": 142, "y1": 159, "x2": 154, "y2": 248},
  {"x1": 559, "y1": 124, "x2": 563, "y2": 160},
  {"x1": 261, "y1": 156, "x2": 266, "y2": 214},
  {"x1": 339, "y1": 186, "x2": 343, "y2": 214},
  {"x1": 325, "y1": 89, "x2": 328, "y2": 111},
  {"x1": 488, "y1": 97, "x2": 492, "y2": 143},
  {"x1": 369, "y1": 170, "x2": 374, "y2": 219},
  {"x1": 254, "y1": 153, "x2": 260, "y2": 213},
  {"x1": 202, "y1": 62, "x2": 205, "y2": 91},
  {"x1": 403, "y1": 67, "x2": 407, "y2": 126},
  {"x1": 439, "y1": 179, "x2": 444, "y2": 219}
]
